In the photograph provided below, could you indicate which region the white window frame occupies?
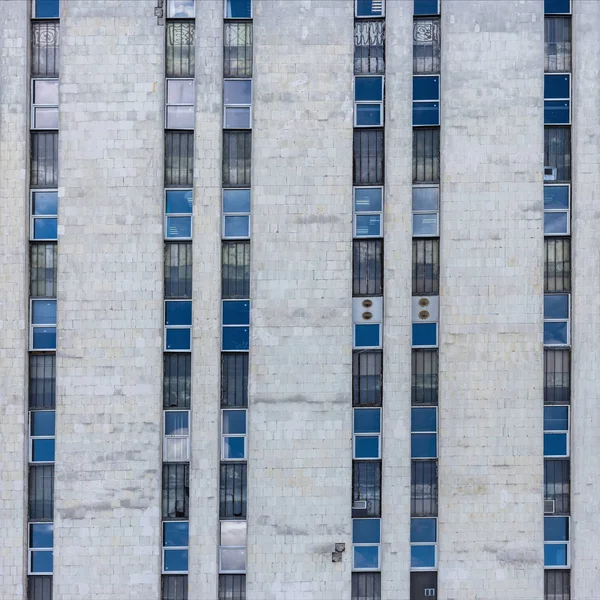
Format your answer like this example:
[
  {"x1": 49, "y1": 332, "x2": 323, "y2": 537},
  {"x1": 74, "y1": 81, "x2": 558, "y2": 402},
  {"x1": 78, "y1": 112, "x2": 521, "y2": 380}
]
[
  {"x1": 543, "y1": 293, "x2": 570, "y2": 348},
  {"x1": 167, "y1": 0, "x2": 195, "y2": 18},
  {"x1": 221, "y1": 408, "x2": 247, "y2": 461},
  {"x1": 544, "y1": 73, "x2": 571, "y2": 126},
  {"x1": 30, "y1": 299, "x2": 57, "y2": 351},
  {"x1": 353, "y1": 323, "x2": 382, "y2": 350},
  {"x1": 354, "y1": 75, "x2": 384, "y2": 128},
  {"x1": 543, "y1": 184, "x2": 570, "y2": 236},
  {"x1": 29, "y1": 410, "x2": 55, "y2": 465},
  {"x1": 223, "y1": 79, "x2": 252, "y2": 129},
  {"x1": 30, "y1": 189, "x2": 58, "y2": 241},
  {"x1": 412, "y1": 185, "x2": 440, "y2": 237},
  {"x1": 413, "y1": 75, "x2": 440, "y2": 127},
  {"x1": 163, "y1": 410, "x2": 190, "y2": 462},
  {"x1": 28, "y1": 522, "x2": 53, "y2": 575},
  {"x1": 543, "y1": 405, "x2": 570, "y2": 458},
  {"x1": 352, "y1": 518, "x2": 381, "y2": 571},
  {"x1": 222, "y1": 299, "x2": 250, "y2": 353},
  {"x1": 219, "y1": 520, "x2": 247, "y2": 574},
  {"x1": 355, "y1": 0, "x2": 385, "y2": 18},
  {"x1": 162, "y1": 521, "x2": 189, "y2": 575},
  {"x1": 222, "y1": 188, "x2": 251, "y2": 240},
  {"x1": 31, "y1": 78, "x2": 59, "y2": 130},
  {"x1": 410, "y1": 517, "x2": 438, "y2": 571},
  {"x1": 165, "y1": 188, "x2": 193, "y2": 241},
  {"x1": 544, "y1": 516, "x2": 570, "y2": 569},
  {"x1": 353, "y1": 407, "x2": 381, "y2": 460},
  {"x1": 32, "y1": 0, "x2": 59, "y2": 19},
  {"x1": 165, "y1": 78, "x2": 195, "y2": 130},
  {"x1": 411, "y1": 322, "x2": 438, "y2": 349},
  {"x1": 353, "y1": 186, "x2": 383, "y2": 238},
  {"x1": 224, "y1": 0, "x2": 253, "y2": 19},
  {"x1": 164, "y1": 299, "x2": 192, "y2": 353},
  {"x1": 411, "y1": 406, "x2": 438, "y2": 459}
]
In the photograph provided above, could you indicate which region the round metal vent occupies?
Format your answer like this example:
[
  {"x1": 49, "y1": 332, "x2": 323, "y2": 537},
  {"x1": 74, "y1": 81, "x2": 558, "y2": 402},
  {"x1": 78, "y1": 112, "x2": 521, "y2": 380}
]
[
  {"x1": 362, "y1": 299, "x2": 373, "y2": 308},
  {"x1": 362, "y1": 311, "x2": 373, "y2": 320},
  {"x1": 418, "y1": 310, "x2": 430, "y2": 320},
  {"x1": 418, "y1": 297, "x2": 430, "y2": 307}
]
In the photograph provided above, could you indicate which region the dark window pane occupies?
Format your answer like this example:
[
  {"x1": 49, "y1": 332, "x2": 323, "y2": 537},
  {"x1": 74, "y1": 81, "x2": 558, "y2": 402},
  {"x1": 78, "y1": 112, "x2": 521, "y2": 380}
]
[
  {"x1": 545, "y1": 569, "x2": 570, "y2": 600},
  {"x1": 29, "y1": 354, "x2": 56, "y2": 410},
  {"x1": 354, "y1": 129, "x2": 384, "y2": 185},
  {"x1": 165, "y1": 132, "x2": 194, "y2": 187},
  {"x1": 544, "y1": 349, "x2": 570, "y2": 404},
  {"x1": 412, "y1": 349, "x2": 438, "y2": 406},
  {"x1": 352, "y1": 350, "x2": 382, "y2": 407},
  {"x1": 220, "y1": 462, "x2": 247, "y2": 518},
  {"x1": 354, "y1": 21, "x2": 385, "y2": 75},
  {"x1": 28, "y1": 465, "x2": 54, "y2": 521},
  {"x1": 30, "y1": 244, "x2": 57, "y2": 299},
  {"x1": 545, "y1": 17, "x2": 571, "y2": 73},
  {"x1": 166, "y1": 21, "x2": 195, "y2": 78},
  {"x1": 31, "y1": 132, "x2": 58, "y2": 188},
  {"x1": 223, "y1": 131, "x2": 251, "y2": 187},
  {"x1": 163, "y1": 354, "x2": 191, "y2": 409},
  {"x1": 352, "y1": 460, "x2": 381, "y2": 518},
  {"x1": 352, "y1": 572, "x2": 381, "y2": 600},
  {"x1": 545, "y1": 127, "x2": 571, "y2": 183},
  {"x1": 412, "y1": 238, "x2": 439, "y2": 295},
  {"x1": 413, "y1": 18, "x2": 440, "y2": 75},
  {"x1": 162, "y1": 575, "x2": 188, "y2": 600},
  {"x1": 413, "y1": 128, "x2": 440, "y2": 183},
  {"x1": 410, "y1": 571, "x2": 438, "y2": 600},
  {"x1": 162, "y1": 463, "x2": 189, "y2": 519},
  {"x1": 544, "y1": 459, "x2": 570, "y2": 515},
  {"x1": 414, "y1": 0, "x2": 439, "y2": 15},
  {"x1": 222, "y1": 241, "x2": 250, "y2": 299},
  {"x1": 226, "y1": 0, "x2": 252, "y2": 18},
  {"x1": 224, "y1": 22, "x2": 252, "y2": 78},
  {"x1": 545, "y1": 238, "x2": 571, "y2": 293},
  {"x1": 219, "y1": 574, "x2": 246, "y2": 600},
  {"x1": 545, "y1": 0, "x2": 571, "y2": 15},
  {"x1": 221, "y1": 353, "x2": 248, "y2": 408},
  {"x1": 353, "y1": 239, "x2": 383, "y2": 296},
  {"x1": 411, "y1": 460, "x2": 438, "y2": 517},
  {"x1": 165, "y1": 243, "x2": 192, "y2": 299},
  {"x1": 28, "y1": 575, "x2": 52, "y2": 600},
  {"x1": 32, "y1": 21, "x2": 60, "y2": 78}
]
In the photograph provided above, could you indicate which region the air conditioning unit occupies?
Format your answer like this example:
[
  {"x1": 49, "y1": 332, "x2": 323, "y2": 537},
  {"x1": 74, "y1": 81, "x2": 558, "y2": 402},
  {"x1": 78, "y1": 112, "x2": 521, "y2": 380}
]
[
  {"x1": 544, "y1": 166, "x2": 557, "y2": 182},
  {"x1": 412, "y1": 296, "x2": 439, "y2": 323},
  {"x1": 353, "y1": 297, "x2": 382, "y2": 324},
  {"x1": 544, "y1": 499, "x2": 555, "y2": 514},
  {"x1": 352, "y1": 500, "x2": 367, "y2": 510}
]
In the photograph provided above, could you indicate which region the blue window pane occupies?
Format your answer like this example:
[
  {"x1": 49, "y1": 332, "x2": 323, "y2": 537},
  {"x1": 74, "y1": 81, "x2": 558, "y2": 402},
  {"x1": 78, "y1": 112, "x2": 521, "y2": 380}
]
[
  {"x1": 32, "y1": 191, "x2": 58, "y2": 215},
  {"x1": 166, "y1": 329, "x2": 191, "y2": 351},
  {"x1": 412, "y1": 187, "x2": 438, "y2": 211},
  {"x1": 356, "y1": 104, "x2": 382, "y2": 126},
  {"x1": 545, "y1": 75, "x2": 570, "y2": 99},
  {"x1": 164, "y1": 521, "x2": 189, "y2": 546},
  {"x1": 412, "y1": 433, "x2": 437, "y2": 458},
  {"x1": 354, "y1": 188, "x2": 382, "y2": 212},
  {"x1": 30, "y1": 523, "x2": 53, "y2": 548},
  {"x1": 544, "y1": 406, "x2": 568, "y2": 430},
  {"x1": 544, "y1": 544, "x2": 568, "y2": 567},
  {"x1": 411, "y1": 545, "x2": 436, "y2": 569},
  {"x1": 545, "y1": 0, "x2": 570, "y2": 14},
  {"x1": 33, "y1": 328, "x2": 56, "y2": 350},
  {"x1": 223, "y1": 410, "x2": 246, "y2": 434},
  {"x1": 354, "y1": 546, "x2": 379, "y2": 569},
  {"x1": 412, "y1": 323, "x2": 437, "y2": 347},
  {"x1": 411, "y1": 518, "x2": 436, "y2": 542},
  {"x1": 31, "y1": 411, "x2": 55, "y2": 436},
  {"x1": 544, "y1": 212, "x2": 568, "y2": 235},
  {"x1": 544, "y1": 322, "x2": 568, "y2": 346},
  {"x1": 545, "y1": 101, "x2": 570, "y2": 125},
  {"x1": 223, "y1": 301, "x2": 250, "y2": 325},
  {"x1": 224, "y1": 436, "x2": 245, "y2": 459},
  {"x1": 544, "y1": 186, "x2": 569, "y2": 210},
  {"x1": 223, "y1": 189, "x2": 251, "y2": 213},
  {"x1": 413, "y1": 213, "x2": 438, "y2": 236},
  {"x1": 355, "y1": 324, "x2": 381, "y2": 348},
  {"x1": 166, "y1": 190, "x2": 193, "y2": 215},
  {"x1": 166, "y1": 216, "x2": 192, "y2": 239},
  {"x1": 355, "y1": 436, "x2": 380, "y2": 459},
  {"x1": 545, "y1": 517, "x2": 569, "y2": 541},
  {"x1": 355, "y1": 77, "x2": 383, "y2": 102},
  {"x1": 165, "y1": 301, "x2": 192, "y2": 326},
  {"x1": 414, "y1": 0, "x2": 439, "y2": 16},
  {"x1": 226, "y1": 0, "x2": 251, "y2": 18},
  {"x1": 165, "y1": 411, "x2": 189, "y2": 435},
  {"x1": 32, "y1": 300, "x2": 56, "y2": 325},
  {"x1": 413, "y1": 77, "x2": 439, "y2": 101},
  {"x1": 222, "y1": 327, "x2": 250, "y2": 351},
  {"x1": 545, "y1": 294, "x2": 569, "y2": 319},
  {"x1": 224, "y1": 215, "x2": 250, "y2": 238},
  {"x1": 356, "y1": 215, "x2": 381, "y2": 237},
  {"x1": 164, "y1": 549, "x2": 189, "y2": 572},
  {"x1": 412, "y1": 407, "x2": 436, "y2": 432},
  {"x1": 354, "y1": 408, "x2": 381, "y2": 433},
  {"x1": 353, "y1": 519, "x2": 381, "y2": 543},
  {"x1": 544, "y1": 433, "x2": 567, "y2": 457},
  {"x1": 34, "y1": 218, "x2": 58, "y2": 240},
  {"x1": 356, "y1": 0, "x2": 384, "y2": 16},
  {"x1": 35, "y1": 0, "x2": 59, "y2": 18},
  {"x1": 413, "y1": 102, "x2": 440, "y2": 126},
  {"x1": 31, "y1": 550, "x2": 53, "y2": 573},
  {"x1": 32, "y1": 439, "x2": 55, "y2": 462}
]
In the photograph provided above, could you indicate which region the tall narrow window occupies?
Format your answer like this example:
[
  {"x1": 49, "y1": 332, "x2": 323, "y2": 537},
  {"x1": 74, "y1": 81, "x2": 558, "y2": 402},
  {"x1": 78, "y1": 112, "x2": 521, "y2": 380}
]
[
  {"x1": 544, "y1": 186, "x2": 570, "y2": 236},
  {"x1": 220, "y1": 462, "x2": 247, "y2": 519},
  {"x1": 164, "y1": 300, "x2": 192, "y2": 352},
  {"x1": 165, "y1": 132, "x2": 194, "y2": 188},
  {"x1": 545, "y1": 569, "x2": 570, "y2": 600},
  {"x1": 29, "y1": 354, "x2": 56, "y2": 410},
  {"x1": 32, "y1": 21, "x2": 60, "y2": 78},
  {"x1": 354, "y1": 21, "x2": 385, "y2": 75},
  {"x1": 162, "y1": 575, "x2": 189, "y2": 600},
  {"x1": 544, "y1": 459, "x2": 570, "y2": 515},
  {"x1": 224, "y1": 22, "x2": 253, "y2": 78},
  {"x1": 544, "y1": 349, "x2": 570, "y2": 405},
  {"x1": 413, "y1": 76, "x2": 440, "y2": 126},
  {"x1": 222, "y1": 189, "x2": 251, "y2": 239},
  {"x1": 544, "y1": 237, "x2": 570, "y2": 293},
  {"x1": 28, "y1": 466, "x2": 54, "y2": 521},
  {"x1": 352, "y1": 461, "x2": 381, "y2": 518},
  {"x1": 162, "y1": 522, "x2": 189, "y2": 574},
  {"x1": 412, "y1": 128, "x2": 440, "y2": 183},
  {"x1": 221, "y1": 353, "x2": 249, "y2": 408},
  {"x1": 352, "y1": 519, "x2": 380, "y2": 571},
  {"x1": 352, "y1": 350, "x2": 382, "y2": 407},
  {"x1": 31, "y1": 80, "x2": 58, "y2": 130},
  {"x1": 223, "y1": 131, "x2": 251, "y2": 187},
  {"x1": 164, "y1": 243, "x2": 193, "y2": 299},
  {"x1": 544, "y1": 294, "x2": 570, "y2": 347},
  {"x1": 412, "y1": 238, "x2": 439, "y2": 295},
  {"x1": 164, "y1": 354, "x2": 191, "y2": 409},
  {"x1": 544, "y1": 127, "x2": 571, "y2": 183},
  {"x1": 222, "y1": 300, "x2": 250, "y2": 352},
  {"x1": 224, "y1": 80, "x2": 252, "y2": 129},
  {"x1": 411, "y1": 460, "x2": 438, "y2": 517},
  {"x1": 30, "y1": 191, "x2": 58, "y2": 241},
  {"x1": 412, "y1": 186, "x2": 439, "y2": 237},
  {"x1": 27, "y1": 575, "x2": 53, "y2": 600},
  {"x1": 30, "y1": 300, "x2": 57, "y2": 351},
  {"x1": 411, "y1": 349, "x2": 438, "y2": 405},
  {"x1": 410, "y1": 517, "x2": 437, "y2": 569},
  {"x1": 352, "y1": 573, "x2": 382, "y2": 600},
  {"x1": 166, "y1": 21, "x2": 195, "y2": 78},
  {"x1": 28, "y1": 523, "x2": 53, "y2": 575},
  {"x1": 354, "y1": 129, "x2": 384, "y2": 186},
  {"x1": 544, "y1": 74, "x2": 570, "y2": 125},
  {"x1": 31, "y1": 132, "x2": 58, "y2": 188},
  {"x1": 166, "y1": 79, "x2": 195, "y2": 130},
  {"x1": 413, "y1": 18, "x2": 440, "y2": 75},
  {"x1": 353, "y1": 240, "x2": 383, "y2": 296},
  {"x1": 411, "y1": 407, "x2": 437, "y2": 459},
  {"x1": 219, "y1": 521, "x2": 247, "y2": 573},
  {"x1": 219, "y1": 575, "x2": 246, "y2": 600},
  {"x1": 545, "y1": 17, "x2": 571, "y2": 73},
  {"x1": 165, "y1": 190, "x2": 193, "y2": 240},
  {"x1": 162, "y1": 463, "x2": 189, "y2": 519},
  {"x1": 30, "y1": 244, "x2": 57, "y2": 299},
  {"x1": 544, "y1": 516, "x2": 569, "y2": 568},
  {"x1": 163, "y1": 411, "x2": 190, "y2": 462}
]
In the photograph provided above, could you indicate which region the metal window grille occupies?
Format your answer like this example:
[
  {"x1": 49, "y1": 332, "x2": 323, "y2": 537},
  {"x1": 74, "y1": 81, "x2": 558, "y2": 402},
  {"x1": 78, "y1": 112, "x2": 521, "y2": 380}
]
[
  {"x1": 30, "y1": 244, "x2": 57, "y2": 299},
  {"x1": 352, "y1": 350, "x2": 382, "y2": 407},
  {"x1": 162, "y1": 463, "x2": 189, "y2": 519},
  {"x1": 354, "y1": 21, "x2": 385, "y2": 75},
  {"x1": 162, "y1": 575, "x2": 188, "y2": 600},
  {"x1": 223, "y1": 131, "x2": 251, "y2": 187},
  {"x1": 165, "y1": 243, "x2": 192, "y2": 299},
  {"x1": 544, "y1": 349, "x2": 570, "y2": 404},
  {"x1": 29, "y1": 354, "x2": 56, "y2": 410},
  {"x1": 545, "y1": 127, "x2": 571, "y2": 183},
  {"x1": 221, "y1": 353, "x2": 249, "y2": 408},
  {"x1": 354, "y1": 129, "x2": 384, "y2": 185},
  {"x1": 28, "y1": 576, "x2": 52, "y2": 600},
  {"x1": 222, "y1": 241, "x2": 250, "y2": 299},
  {"x1": 219, "y1": 574, "x2": 246, "y2": 600},
  {"x1": 544, "y1": 459, "x2": 570, "y2": 515},
  {"x1": 545, "y1": 17, "x2": 571, "y2": 73},
  {"x1": 412, "y1": 238, "x2": 439, "y2": 295},
  {"x1": 165, "y1": 132, "x2": 194, "y2": 187},
  {"x1": 28, "y1": 465, "x2": 54, "y2": 521},
  {"x1": 353, "y1": 239, "x2": 383, "y2": 296},
  {"x1": 224, "y1": 22, "x2": 253, "y2": 77},
  {"x1": 31, "y1": 132, "x2": 58, "y2": 188},
  {"x1": 351, "y1": 573, "x2": 381, "y2": 600},
  {"x1": 545, "y1": 569, "x2": 570, "y2": 600},
  {"x1": 413, "y1": 18, "x2": 440, "y2": 75},
  {"x1": 413, "y1": 128, "x2": 440, "y2": 183},
  {"x1": 166, "y1": 21, "x2": 195, "y2": 78},
  {"x1": 32, "y1": 21, "x2": 59, "y2": 78},
  {"x1": 163, "y1": 354, "x2": 191, "y2": 409},
  {"x1": 545, "y1": 237, "x2": 571, "y2": 293},
  {"x1": 411, "y1": 459, "x2": 438, "y2": 517},
  {"x1": 352, "y1": 460, "x2": 381, "y2": 518},
  {"x1": 412, "y1": 349, "x2": 438, "y2": 406},
  {"x1": 220, "y1": 462, "x2": 247, "y2": 518}
]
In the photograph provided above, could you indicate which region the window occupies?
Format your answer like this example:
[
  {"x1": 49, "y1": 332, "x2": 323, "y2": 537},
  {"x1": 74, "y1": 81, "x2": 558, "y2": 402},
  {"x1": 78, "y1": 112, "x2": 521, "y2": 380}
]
[
  {"x1": 544, "y1": 459, "x2": 570, "y2": 515},
  {"x1": 352, "y1": 573, "x2": 381, "y2": 600},
  {"x1": 30, "y1": 299, "x2": 56, "y2": 351},
  {"x1": 411, "y1": 407, "x2": 437, "y2": 459},
  {"x1": 162, "y1": 575, "x2": 189, "y2": 600},
  {"x1": 354, "y1": 324, "x2": 382, "y2": 350},
  {"x1": 224, "y1": 22, "x2": 253, "y2": 78},
  {"x1": 33, "y1": 0, "x2": 59, "y2": 18},
  {"x1": 545, "y1": 0, "x2": 570, "y2": 15},
  {"x1": 413, "y1": 76, "x2": 439, "y2": 126},
  {"x1": 223, "y1": 131, "x2": 251, "y2": 187},
  {"x1": 30, "y1": 411, "x2": 55, "y2": 464},
  {"x1": 166, "y1": 79, "x2": 194, "y2": 129},
  {"x1": 412, "y1": 349, "x2": 438, "y2": 406},
  {"x1": 163, "y1": 521, "x2": 189, "y2": 574},
  {"x1": 222, "y1": 409, "x2": 247, "y2": 460},
  {"x1": 165, "y1": 300, "x2": 192, "y2": 352},
  {"x1": 225, "y1": 0, "x2": 252, "y2": 19},
  {"x1": 544, "y1": 75, "x2": 570, "y2": 125},
  {"x1": 356, "y1": 0, "x2": 384, "y2": 17},
  {"x1": 355, "y1": 77, "x2": 384, "y2": 127},
  {"x1": 354, "y1": 21, "x2": 384, "y2": 75},
  {"x1": 353, "y1": 240, "x2": 383, "y2": 296},
  {"x1": 165, "y1": 132, "x2": 194, "y2": 187},
  {"x1": 411, "y1": 460, "x2": 437, "y2": 517},
  {"x1": 413, "y1": 238, "x2": 439, "y2": 295},
  {"x1": 354, "y1": 408, "x2": 381, "y2": 460},
  {"x1": 223, "y1": 189, "x2": 251, "y2": 238},
  {"x1": 29, "y1": 354, "x2": 56, "y2": 410},
  {"x1": 220, "y1": 462, "x2": 247, "y2": 518},
  {"x1": 352, "y1": 518, "x2": 380, "y2": 570},
  {"x1": 162, "y1": 463, "x2": 189, "y2": 519},
  {"x1": 545, "y1": 17, "x2": 571, "y2": 73},
  {"x1": 414, "y1": 18, "x2": 440, "y2": 75},
  {"x1": 28, "y1": 465, "x2": 54, "y2": 521},
  {"x1": 412, "y1": 186, "x2": 439, "y2": 236},
  {"x1": 545, "y1": 569, "x2": 570, "y2": 600},
  {"x1": 413, "y1": 128, "x2": 439, "y2": 184},
  {"x1": 165, "y1": 190, "x2": 193, "y2": 240},
  {"x1": 32, "y1": 21, "x2": 60, "y2": 79},
  {"x1": 545, "y1": 237, "x2": 571, "y2": 293},
  {"x1": 28, "y1": 523, "x2": 53, "y2": 574},
  {"x1": 544, "y1": 127, "x2": 570, "y2": 183},
  {"x1": 544, "y1": 406, "x2": 569, "y2": 458},
  {"x1": 353, "y1": 350, "x2": 382, "y2": 406},
  {"x1": 221, "y1": 353, "x2": 249, "y2": 408},
  {"x1": 166, "y1": 21, "x2": 195, "y2": 78},
  {"x1": 544, "y1": 185, "x2": 569, "y2": 236},
  {"x1": 222, "y1": 241, "x2": 250, "y2": 300},
  {"x1": 164, "y1": 354, "x2": 191, "y2": 409},
  {"x1": 410, "y1": 518, "x2": 437, "y2": 569},
  {"x1": 544, "y1": 349, "x2": 570, "y2": 405},
  {"x1": 30, "y1": 243, "x2": 57, "y2": 299},
  {"x1": 224, "y1": 80, "x2": 252, "y2": 129},
  {"x1": 354, "y1": 129, "x2": 384, "y2": 186},
  {"x1": 544, "y1": 516, "x2": 569, "y2": 568},
  {"x1": 220, "y1": 521, "x2": 247, "y2": 573},
  {"x1": 164, "y1": 411, "x2": 190, "y2": 462},
  {"x1": 219, "y1": 575, "x2": 246, "y2": 600},
  {"x1": 31, "y1": 132, "x2": 58, "y2": 188},
  {"x1": 410, "y1": 572, "x2": 438, "y2": 600},
  {"x1": 222, "y1": 300, "x2": 250, "y2": 351},
  {"x1": 412, "y1": 323, "x2": 438, "y2": 349},
  {"x1": 30, "y1": 191, "x2": 58, "y2": 241},
  {"x1": 28, "y1": 575, "x2": 53, "y2": 600},
  {"x1": 353, "y1": 461, "x2": 381, "y2": 518},
  {"x1": 414, "y1": 0, "x2": 439, "y2": 16},
  {"x1": 544, "y1": 294, "x2": 569, "y2": 346},
  {"x1": 164, "y1": 243, "x2": 192, "y2": 299},
  {"x1": 31, "y1": 80, "x2": 58, "y2": 130},
  {"x1": 354, "y1": 188, "x2": 383, "y2": 237},
  {"x1": 167, "y1": 0, "x2": 195, "y2": 18}
]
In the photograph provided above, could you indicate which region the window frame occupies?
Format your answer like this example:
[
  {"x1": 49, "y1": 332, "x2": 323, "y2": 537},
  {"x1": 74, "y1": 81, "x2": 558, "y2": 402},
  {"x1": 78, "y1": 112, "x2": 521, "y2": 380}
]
[
  {"x1": 219, "y1": 520, "x2": 247, "y2": 574},
  {"x1": 163, "y1": 409, "x2": 191, "y2": 462},
  {"x1": 221, "y1": 408, "x2": 248, "y2": 461},
  {"x1": 355, "y1": 0, "x2": 385, "y2": 18},
  {"x1": 411, "y1": 406, "x2": 438, "y2": 459},
  {"x1": 543, "y1": 405, "x2": 569, "y2": 458},
  {"x1": 32, "y1": 0, "x2": 60, "y2": 19},
  {"x1": 410, "y1": 517, "x2": 438, "y2": 571},
  {"x1": 30, "y1": 298, "x2": 57, "y2": 351},
  {"x1": 222, "y1": 299, "x2": 250, "y2": 352},
  {"x1": 222, "y1": 188, "x2": 251, "y2": 240},
  {"x1": 544, "y1": 74, "x2": 571, "y2": 126},
  {"x1": 31, "y1": 78, "x2": 59, "y2": 131},
  {"x1": 164, "y1": 299, "x2": 193, "y2": 352},
  {"x1": 29, "y1": 410, "x2": 55, "y2": 465},
  {"x1": 354, "y1": 75, "x2": 384, "y2": 128},
  {"x1": 353, "y1": 186, "x2": 383, "y2": 238},
  {"x1": 412, "y1": 185, "x2": 440, "y2": 237},
  {"x1": 543, "y1": 184, "x2": 570, "y2": 236},
  {"x1": 543, "y1": 293, "x2": 570, "y2": 347},
  {"x1": 412, "y1": 75, "x2": 440, "y2": 127},
  {"x1": 28, "y1": 522, "x2": 53, "y2": 575},
  {"x1": 225, "y1": 0, "x2": 253, "y2": 19},
  {"x1": 544, "y1": 0, "x2": 571, "y2": 15},
  {"x1": 354, "y1": 323, "x2": 382, "y2": 350},
  {"x1": 167, "y1": 0, "x2": 195, "y2": 18},
  {"x1": 162, "y1": 521, "x2": 189, "y2": 575},
  {"x1": 30, "y1": 189, "x2": 58, "y2": 242},
  {"x1": 165, "y1": 78, "x2": 195, "y2": 130},
  {"x1": 352, "y1": 518, "x2": 381, "y2": 571},
  {"x1": 223, "y1": 79, "x2": 252, "y2": 129},
  {"x1": 165, "y1": 189, "x2": 193, "y2": 241},
  {"x1": 544, "y1": 515, "x2": 570, "y2": 568},
  {"x1": 414, "y1": 0, "x2": 440, "y2": 16},
  {"x1": 411, "y1": 322, "x2": 438, "y2": 349},
  {"x1": 353, "y1": 407, "x2": 382, "y2": 460}
]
